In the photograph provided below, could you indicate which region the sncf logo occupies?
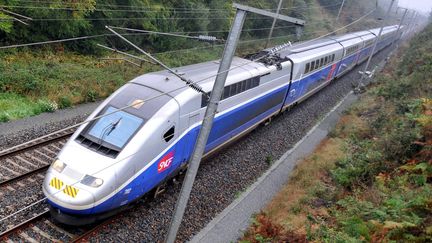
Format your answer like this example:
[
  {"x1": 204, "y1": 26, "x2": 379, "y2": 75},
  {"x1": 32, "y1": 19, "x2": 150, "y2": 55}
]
[
  {"x1": 327, "y1": 63, "x2": 337, "y2": 81},
  {"x1": 158, "y1": 151, "x2": 174, "y2": 173}
]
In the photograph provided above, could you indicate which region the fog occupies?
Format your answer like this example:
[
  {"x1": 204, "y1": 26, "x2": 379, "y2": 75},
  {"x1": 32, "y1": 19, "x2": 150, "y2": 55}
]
[{"x1": 399, "y1": 0, "x2": 432, "y2": 14}]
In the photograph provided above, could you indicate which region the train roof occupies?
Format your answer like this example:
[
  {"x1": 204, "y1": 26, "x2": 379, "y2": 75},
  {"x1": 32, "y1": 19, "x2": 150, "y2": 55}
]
[
  {"x1": 329, "y1": 33, "x2": 361, "y2": 42},
  {"x1": 130, "y1": 57, "x2": 269, "y2": 97},
  {"x1": 369, "y1": 25, "x2": 399, "y2": 35},
  {"x1": 277, "y1": 38, "x2": 337, "y2": 55},
  {"x1": 351, "y1": 30, "x2": 375, "y2": 37}
]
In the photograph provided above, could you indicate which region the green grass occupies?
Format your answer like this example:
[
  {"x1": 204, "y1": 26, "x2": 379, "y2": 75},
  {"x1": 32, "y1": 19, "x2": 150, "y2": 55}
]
[
  {"x1": 0, "y1": 47, "x2": 224, "y2": 123},
  {"x1": 0, "y1": 93, "x2": 58, "y2": 122}
]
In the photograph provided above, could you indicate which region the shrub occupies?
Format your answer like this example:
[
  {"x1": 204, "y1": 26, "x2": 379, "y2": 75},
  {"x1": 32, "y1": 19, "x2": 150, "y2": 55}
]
[
  {"x1": 37, "y1": 99, "x2": 58, "y2": 113},
  {"x1": 58, "y1": 96, "x2": 72, "y2": 109},
  {"x1": 0, "y1": 113, "x2": 10, "y2": 122},
  {"x1": 86, "y1": 90, "x2": 99, "y2": 102},
  {"x1": 331, "y1": 140, "x2": 383, "y2": 188}
]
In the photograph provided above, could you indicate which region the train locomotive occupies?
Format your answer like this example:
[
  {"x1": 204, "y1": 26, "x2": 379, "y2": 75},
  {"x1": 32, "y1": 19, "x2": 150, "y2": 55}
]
[{"x1": 43, "y1": 25, "x2": 403, "y2": 225}]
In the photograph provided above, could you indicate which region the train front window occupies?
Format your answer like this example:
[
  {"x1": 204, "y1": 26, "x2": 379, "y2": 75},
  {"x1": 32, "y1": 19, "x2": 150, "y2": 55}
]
[{"x1": 85, "y1": 106, "x2": 144, "y2": 150}]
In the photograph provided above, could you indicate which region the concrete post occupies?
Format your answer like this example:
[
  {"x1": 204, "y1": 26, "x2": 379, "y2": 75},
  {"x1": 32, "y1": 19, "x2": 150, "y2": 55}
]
[
  {"x1": 393, "y1": 8, "x2": 408, "y2": 45},
  {"x1": 266, "y1": 0, "x2": 284, "y2": 48},
  {"x1": 165, "y1": 9, "x2": 247, "y2": 243},
  {"x1": 336, "y1": 0, "x2": 346, "y2": 23},
  {"x1": 357, "y1": 0, "x2": 395, "y2": 91}
]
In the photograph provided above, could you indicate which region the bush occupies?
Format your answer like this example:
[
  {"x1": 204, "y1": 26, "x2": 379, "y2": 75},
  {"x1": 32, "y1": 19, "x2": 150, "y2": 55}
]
[
  {"x1": 58, "y1": 96, "x2": 72, "y2": 109},
  {"x1": 331, "y1": 140, "x2": 383, "y2": 188},
  {"x1": 0, "y1": 113, "x2": 10, "y2": 122},
  {"x1": 86, "y1": 90, "x2": 99, "y2": 102},
  {"x1": 37, "y1": 99, "x2": 58, "y2": 113}
]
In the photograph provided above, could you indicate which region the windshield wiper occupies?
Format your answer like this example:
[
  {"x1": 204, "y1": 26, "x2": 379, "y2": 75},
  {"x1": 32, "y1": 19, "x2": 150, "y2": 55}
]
[
  {"x1": 107, "y1": 117, "x2": 122, "y2": 136},
  {"x1": 97, "y1": 117, "x2": 122, "y2": 148}
]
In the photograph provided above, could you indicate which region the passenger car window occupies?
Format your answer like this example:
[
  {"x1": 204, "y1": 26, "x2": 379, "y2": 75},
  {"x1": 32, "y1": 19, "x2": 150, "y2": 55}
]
[
  {"x1": 223, "y1": 86, "x2": 230, "y2": 99},
  {"x1": 305, "y1": 63, "x2": 310, "y2": 73}
]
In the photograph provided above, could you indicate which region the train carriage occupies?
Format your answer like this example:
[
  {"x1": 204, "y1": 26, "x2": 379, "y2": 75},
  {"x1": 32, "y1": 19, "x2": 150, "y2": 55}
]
[{"x1": 43, "y1": 25, "x2": 403, "y2": 225}]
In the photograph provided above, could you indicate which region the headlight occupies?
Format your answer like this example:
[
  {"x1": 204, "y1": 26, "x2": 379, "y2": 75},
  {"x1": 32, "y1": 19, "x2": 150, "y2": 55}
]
[
  {"x1": 52, "y1": 159, "x2": 66, "y2": 173},
  {"x1": 81, "y1": 175, "x2": 104, "y2": 188}
]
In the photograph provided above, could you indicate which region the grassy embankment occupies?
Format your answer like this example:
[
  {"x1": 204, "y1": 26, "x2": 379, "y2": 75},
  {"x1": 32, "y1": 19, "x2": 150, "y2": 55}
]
[
  {"x1": 0, "y1": 46, "x2": 224, "y2": 122},
  {"x1": 240, "y1": 23, "x2": 432, "y2": 242}
]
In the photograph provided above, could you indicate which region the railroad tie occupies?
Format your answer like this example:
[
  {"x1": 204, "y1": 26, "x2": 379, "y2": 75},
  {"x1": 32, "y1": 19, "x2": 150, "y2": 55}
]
[
  {"x1": 44, "y1": 220, "x2": 76, "y2": 238},
  {"x1": 34, "y1": 150, "x2": 53, "y2": 160},
  {"x1": 16, "y1": 156, "x2": 39, "y2": 168},
  {"x1": 19, "y1": 232, "x2": 38, "y2": 243},
  {"x1": 50, "y1": 144, "x2": 62, "y2": 152},
  {"x1": 6, "y1": 158, "x2": 30, "y2": 172},
  {"x1": 24, "y1": 153, "x2": 48, "y2": 165},
  {"x1": 16, "y1": 182, "x2": 25, "y2": 187},
  {"x1": 42, "y1": 147, "x2": 56, "y2": 155},
  {"x1": 31, "y1": 226, "x2": 62, "y2": 242},
  {"x1": 0, "y1": 164, "x2": 20, "y2": 176}
]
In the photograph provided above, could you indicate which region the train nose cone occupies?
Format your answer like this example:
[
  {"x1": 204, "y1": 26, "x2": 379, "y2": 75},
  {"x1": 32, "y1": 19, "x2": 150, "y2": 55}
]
[{"x1": 43, "y1": 171, "x2": 95, "y2": 210}]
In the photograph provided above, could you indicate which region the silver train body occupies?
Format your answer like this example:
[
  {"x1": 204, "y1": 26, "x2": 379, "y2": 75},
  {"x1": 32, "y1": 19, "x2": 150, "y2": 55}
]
[{"x1": 43, "y1": 25, "x2": 402, "y2": 225}]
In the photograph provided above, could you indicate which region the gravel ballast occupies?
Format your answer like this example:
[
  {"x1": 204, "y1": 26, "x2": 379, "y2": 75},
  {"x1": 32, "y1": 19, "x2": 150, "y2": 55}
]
[{"x1": 0, "y1": 46, "x2": 394, "y2": 242}]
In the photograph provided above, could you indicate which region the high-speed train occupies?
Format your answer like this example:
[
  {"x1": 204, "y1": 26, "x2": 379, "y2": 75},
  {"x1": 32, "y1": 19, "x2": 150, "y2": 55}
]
[{"x1": 43, "y1": 25, "x2": 403, "y2": 225}]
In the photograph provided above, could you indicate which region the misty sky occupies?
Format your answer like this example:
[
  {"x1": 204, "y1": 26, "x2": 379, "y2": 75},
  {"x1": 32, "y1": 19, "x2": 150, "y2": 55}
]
[{"x1": 399, "y1": 0, "x2": 432, "y2": 14}]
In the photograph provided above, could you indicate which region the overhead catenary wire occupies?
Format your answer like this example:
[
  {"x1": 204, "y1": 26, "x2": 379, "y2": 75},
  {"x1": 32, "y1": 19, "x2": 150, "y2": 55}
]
[
  {"x1": 0, "y1": 5, "x2": 233, "y2": 14},
  {"x1": 106, "y1": 26, "x2": 223, "y2": 43},
  {"x1": 0, "y1": 4, "x2": 374, "y2": 23},
  {"x1": 0, "y1": 1, "x2": 344, "y2": 13},
  {"x1": 0, "y1": 25, "x2": 304, "y2": 50},
  {"x1": 3, "y1": 0, "x2": 331, "y2": 10},
  {"x1": 0, "y1": 16, "x2": 246, "y2": 21},
  {"x1": 106, "y1": 25, "x2": 208, "y2": 96},
  {"x1": 0, "y1": 6, "x2": 381, "y2": 224}
]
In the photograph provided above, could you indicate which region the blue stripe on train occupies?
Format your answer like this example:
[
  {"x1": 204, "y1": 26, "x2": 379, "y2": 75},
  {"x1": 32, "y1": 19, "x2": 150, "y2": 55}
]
[{"x1": 48, "y1": 85, "x2": 291, "y2": 215}]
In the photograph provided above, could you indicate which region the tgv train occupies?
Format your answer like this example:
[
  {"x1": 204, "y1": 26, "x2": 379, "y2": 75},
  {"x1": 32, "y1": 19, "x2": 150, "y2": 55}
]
[{"x1": 43, "y1": 25, "x2": 402, "y2": 225}]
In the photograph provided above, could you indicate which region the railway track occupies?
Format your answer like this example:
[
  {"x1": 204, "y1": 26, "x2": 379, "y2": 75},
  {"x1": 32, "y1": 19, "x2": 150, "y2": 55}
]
[
  {"x1": 0, "y1": 128, "x2": 75, "y2": 187},
  {"x1": 0, "y1": 127, "x2": 117, "y2": 242},
  {"x1": 0, "y1": 209, "x2": 114, "y2": 242},
  {"x1": 0, "y1": 128, "x2": 76, "y2": 238}
]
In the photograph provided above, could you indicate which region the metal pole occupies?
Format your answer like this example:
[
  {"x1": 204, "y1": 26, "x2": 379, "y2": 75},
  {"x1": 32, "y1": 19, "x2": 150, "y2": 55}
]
[
  {"x1": 357, "y1": 0, "x2": 395, "y2": 90},
  {"x1": 265, "y1": 0, "x2": 283, "y2": 48},
  {"x1": 408, "y1": 11, "x2": 416, "y2": 34},
  {"x1": 336, "y1": 0, "x2": 346, "y2": 23},
  {"x1": 393, "y1": 8, "x2": 408, "y2": 45},
  {"x1": 410, "y1": 12, "x2": 418, "y2": 34},
  {"x1": 165, "y1": 9, "x2": 247, "y2": 243}
]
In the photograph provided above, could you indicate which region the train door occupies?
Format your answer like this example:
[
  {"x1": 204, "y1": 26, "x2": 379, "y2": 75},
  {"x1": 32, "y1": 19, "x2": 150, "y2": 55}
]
[{"x1": 177, "y1": 113, "x2": 200, "y2": 170}]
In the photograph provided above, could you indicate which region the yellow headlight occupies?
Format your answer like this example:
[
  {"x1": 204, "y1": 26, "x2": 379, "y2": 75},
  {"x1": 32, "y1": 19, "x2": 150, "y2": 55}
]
[
  {"x1": 52, "y1": 159, "x2": 66, "y2": 173},
  {"x1": 81, "y1": 174, "x2": 104, "y2": 188}
]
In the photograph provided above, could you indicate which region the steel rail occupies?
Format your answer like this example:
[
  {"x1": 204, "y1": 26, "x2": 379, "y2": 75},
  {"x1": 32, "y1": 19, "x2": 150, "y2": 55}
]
[
  {"x1": 0, "y1": 210, "x2": 50, "y2": 240},
  {"x1": 0, "y1": 128, "x2": 75, "y2": 186}
]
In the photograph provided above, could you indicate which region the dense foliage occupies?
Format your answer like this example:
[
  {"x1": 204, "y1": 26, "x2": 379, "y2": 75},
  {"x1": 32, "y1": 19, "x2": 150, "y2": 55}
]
[
  {"x1": 0, "y1": 0, "x2": 386, "y2": 54},
  {"x1": 241, "y1": 22, "x2": 432, "y2": 243},
  {"x1": 0, "y1": 0, "x2": 307, "y2": 53}
]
